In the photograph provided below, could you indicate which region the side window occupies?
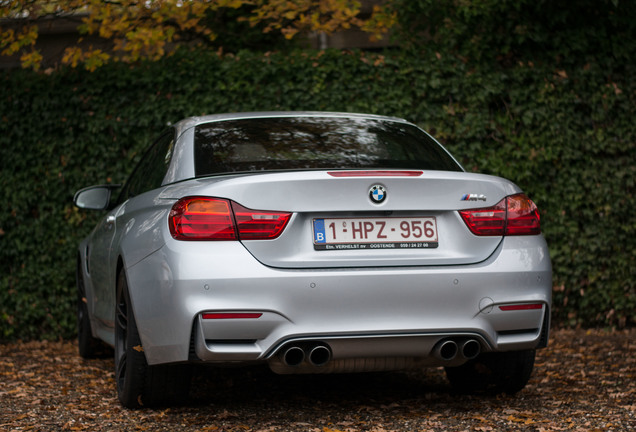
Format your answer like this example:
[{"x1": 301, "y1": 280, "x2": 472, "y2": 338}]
[{"x1": 119, "y1": 130, "x2": 175, "y2": 203}]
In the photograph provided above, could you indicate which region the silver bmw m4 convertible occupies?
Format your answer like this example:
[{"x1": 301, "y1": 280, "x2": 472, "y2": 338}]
[{"x1": 74, "y1": 112, "x2": 551, "y2": 407}]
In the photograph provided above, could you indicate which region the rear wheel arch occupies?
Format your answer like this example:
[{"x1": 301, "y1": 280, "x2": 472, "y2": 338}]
[{"x1": 114, "y1": 266, "x2": 192, "y2": 408}]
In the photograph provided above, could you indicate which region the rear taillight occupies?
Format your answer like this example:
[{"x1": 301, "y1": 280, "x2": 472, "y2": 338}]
[
  {"x1": 459, "y1": 198, "x2": 507, "y2": 236},
  {"x1": 231, "y1": 202, "x2": 291, "y2": 240},
  {"x1": 169, "y1": 197, "x2": 236, "y2": 240},
  {"x1": 169, "y1": 197, "x2": 291, "y2": 241},
  {"x1": 459, "y1": 193, "x2": 540, "y2": 236},
  {"x1": 505, "y1": 194, "x2": 541, "y2": 235}
]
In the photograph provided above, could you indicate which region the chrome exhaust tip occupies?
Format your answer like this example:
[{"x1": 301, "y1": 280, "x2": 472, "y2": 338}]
[
  {"x1": 434, "y1": 340, "x2": 459, "y2": 361},
  {"x1": 308, "y1": 345, "x2": 331, "y2": 367},
  {"x1": 460, "y1": 339, "x2": 481, "y2": 360},
  {"x1": 282, "y1": 346, "x2": 305, "y2": 367}
]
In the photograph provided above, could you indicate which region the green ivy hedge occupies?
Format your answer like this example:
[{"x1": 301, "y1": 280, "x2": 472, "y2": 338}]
[{"x1": 1, "y1": 9, "x2": 634, "y2": 340}]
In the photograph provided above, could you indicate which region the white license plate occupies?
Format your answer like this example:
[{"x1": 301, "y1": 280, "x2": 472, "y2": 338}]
[{"x1": 313, "y1": 217, "x2": 439, "y2": 250}]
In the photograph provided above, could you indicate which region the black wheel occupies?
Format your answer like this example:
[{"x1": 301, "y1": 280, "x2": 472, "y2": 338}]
[
  {"x1": 445, "y1": 349, "x2": 536, "y2": 395},
  {"x1": 77, "y1": 259, "x2": 105, "y2": 358},
  {"x1": 115, "y1": 270, "x2": 192, "y2": 408}
]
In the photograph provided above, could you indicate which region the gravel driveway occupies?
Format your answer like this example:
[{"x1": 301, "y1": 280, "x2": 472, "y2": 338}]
[{"x1": 1, "y1": 328, "x2": 634, "y2": 431}]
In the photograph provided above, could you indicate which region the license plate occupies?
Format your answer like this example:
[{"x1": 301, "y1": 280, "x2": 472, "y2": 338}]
[{"x1": 313, "y1": 217, "x2": 439, "y2": 250}]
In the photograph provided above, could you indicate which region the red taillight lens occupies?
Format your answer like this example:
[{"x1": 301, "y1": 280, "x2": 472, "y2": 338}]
[
  {"x1": 505, "y1": 194, "x2": 541, "y2": 235},
  {"x1": 459, "y1": 193, "x2": 540, "y2": 236},
  {"x1": 169, "y1": 197, "x2": 291, "y2": 241},
  {"x1": 169, "y1": 197, "x2": 236, "y2": 240},
  {"x1": 459, "y1": 198, "x2": 507, "y2": 236},
  {"x1": 232, "y1": 202, "x2": 291, "y2": 240}
]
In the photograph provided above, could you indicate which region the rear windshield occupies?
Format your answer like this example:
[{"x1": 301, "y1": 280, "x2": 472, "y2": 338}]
[{"x1": 194, "y1": 117, "x2": 462, "y2": 176}]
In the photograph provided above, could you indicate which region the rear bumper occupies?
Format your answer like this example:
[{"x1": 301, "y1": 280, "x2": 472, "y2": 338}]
[{"x1": 126, "y1": 235, "x2": 551, "y2": 367}]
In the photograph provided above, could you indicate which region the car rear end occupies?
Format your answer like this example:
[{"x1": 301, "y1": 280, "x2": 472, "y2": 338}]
[{"x1": 126, "y1": 114, "x2": 551, "y2": 376}]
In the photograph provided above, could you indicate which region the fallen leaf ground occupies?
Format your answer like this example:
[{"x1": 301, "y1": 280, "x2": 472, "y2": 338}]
[{"x1": 1, "y1": 328, "x2": 634, "y2": 431}]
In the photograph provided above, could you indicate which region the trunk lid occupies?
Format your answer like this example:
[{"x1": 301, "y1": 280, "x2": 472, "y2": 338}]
[{"x1": 161, "y1": 170, "x2": 521, "y2": 268}]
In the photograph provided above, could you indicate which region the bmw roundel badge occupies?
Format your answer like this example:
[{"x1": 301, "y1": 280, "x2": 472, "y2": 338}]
[{"x1": 369, "y1": 184, "x2": 387, "y2": 204}]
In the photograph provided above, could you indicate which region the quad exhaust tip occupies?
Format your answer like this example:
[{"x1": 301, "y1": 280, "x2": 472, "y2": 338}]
[
  {"x1": 433, "y1": 338, "x2": 481, "y2": 362},
  {"x1": 281, "y1": 344, "x2": 332, "y2": 367},
  {"x1": 281, "y1": 338, "x2": 479, "y2": 367}
]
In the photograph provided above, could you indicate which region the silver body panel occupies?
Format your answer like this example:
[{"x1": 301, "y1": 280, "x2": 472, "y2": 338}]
[{"x1": 77, "y1": 112, "x2": 552, "y2": 372}]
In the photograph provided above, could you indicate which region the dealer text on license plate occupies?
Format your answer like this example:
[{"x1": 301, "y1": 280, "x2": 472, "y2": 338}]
[{"x1": 313, "y1": 217, "x2": 438, "y2": 250}]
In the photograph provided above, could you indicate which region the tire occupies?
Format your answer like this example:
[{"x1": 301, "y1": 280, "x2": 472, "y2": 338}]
[
  {"x1": 445, "y1": 349, "x2": 536, "y2": 395},
  {"x1": 115, "y1": 270, "x2": 192, "y2": 408},
  {"x1": 77, "y1": 259, "x2": 105, "y2": 358}
]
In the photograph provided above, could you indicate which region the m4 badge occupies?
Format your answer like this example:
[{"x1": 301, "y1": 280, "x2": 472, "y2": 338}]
[{"x1": 461, "y1": 194, "x2": 487, "y2": 202}]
